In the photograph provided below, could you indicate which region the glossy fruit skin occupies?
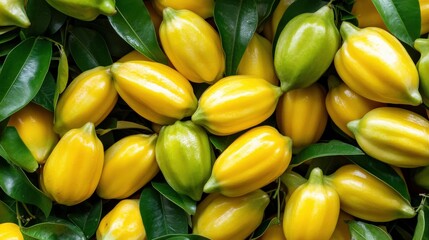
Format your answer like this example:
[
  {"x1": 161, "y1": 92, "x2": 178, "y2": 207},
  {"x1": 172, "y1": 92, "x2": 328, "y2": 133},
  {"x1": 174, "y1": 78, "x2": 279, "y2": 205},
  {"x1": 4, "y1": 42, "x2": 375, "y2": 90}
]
[
  {"x1": 151, "y1": 0, "x2": 214, "y2": 19},
  {"x1": 54, "y1": 66, "x2": 118, "y2": 136},
  {"x1": 203, "y1": 125, "x2": 292, "y2": 197},
  {"x1": 237, "y1": 33, "x2": 279, "y2": 86},
  {"x1": 274, "y1": 5, "x2": 340, "y2": 92},
  {"x1": 191, "y1": 75, "x2": 283, "y2": 136},
  {"x1": 45, "y1": 0, "x2": 116, "y2": 21},
  {"x1": 117, "y1": 50, "x2": 153, "y2": 63},
  {"x1": 347, "y1": 107, "x2": 429, "y2": 168},
  {"x1": 276, "y1": 83, "x2": 328, "y2": 153},
  {"x1": 325, "y1": 164, "x2": 416, "y2": 222},
  {"x1": 192, "y1": 190, "x2": 270, "y2": 240},
  {"x1": 283, "y1": 167, "x2": 340, "y2": 240},
  {"x1": 334, "y1": 22, "x2": 421, "y2": 106},
  {"x1": 280, "y1": 170, "x2": 307, "y2": 201},
  {"x1": 8, "y1": 102, "x2": 59, "y2": 164},
  {"x1": 0, "y1": 0, "x2": 30, "y2": 28},
  {"x1": 156, "y1": 120, "x2": 213, "y2": 201},
  {"x1": 96, "y1": 199, "x2": 146, "y2": 240},
  {"x1": 160, "y1": 7, "x2": 224, "y2": 84},
  {"x1": 421, "y1": 0, "x2": 429, "y2": 35},
  {"x1": 42, "y1": 122, "x2": 104, "y2": 206},
  {"x1": 330, "y1": 211, "x2": 353, "y2": 240},
  {"x1": 325, "y1": 75, "x2": 386, "y2": 138},
  {"x1": 259, "y1": 223, "x2": 286, "y2": 240},
  {"x1": 110, "y1": 61, "x2": 198, "y2": 125},
  {"x1": 96, "y1": 134, "x2": 158, "y2": 199},
  {"x1": 414, "y1": 37, "x2": 429, "y2": 107},
  {"x1": 0, "y1": 222, "x2": 23, "y2": 240}
]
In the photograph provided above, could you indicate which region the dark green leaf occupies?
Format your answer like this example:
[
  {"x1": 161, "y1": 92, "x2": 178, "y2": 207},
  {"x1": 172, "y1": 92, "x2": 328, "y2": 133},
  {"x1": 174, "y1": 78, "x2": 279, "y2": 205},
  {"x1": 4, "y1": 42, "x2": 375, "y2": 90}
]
[
  {"x1": 21, "y1": 0, "x2": 51, "y2": 37},
  {"x1": 214, "y1": 0, "x2": 259, "y2": 76},
  {"x1": 256, "y1": 0, "x2": 279, "y2": 27},
  {"x1": 108, "y1": 0, "x2": 168, "y2": 64},
  {"x1": 0, "y1": 200, "x2": 17, "y2": 224},
  {"x1": 139, "y1": 186, "x2": 188, "y2": 239},
  {"x1": 372, "y1": 0, "x2": 420, "y2": 46},
  {"x1": 21, "y1": 221, "x2": 86, "y2": 240},
  {"x1": 32, "y1": 72, "x2": 55, "y2": 112},
  {"x1": 0, "y1": 28, "x2": 19, "y2": 44},
  {"x1": 0, "y1": 37, "x2": 52, "y2": 122},
  {"x1": 47, "y1": 8, "x2": 67, "y2": 35},
  {"x1": 0, "y1": 40, "x2": 18, "y2": 57},
  {"x1": 68, "y1": 27, "x2": 112, "y2": 71},
  {"x1": 67, "y1": 199, "x2": 102, "y2": 239},
  {"x1": 152, "y1": 182, "x2": 197, "y2": 215},
  {"x1": 0, "y1": 127, "x2": 39, "y2": 172},
  {"x1": 208, "y1": 132, "x2": 242, "y2": 152},
  {"x1": 250, "y1": 217, "x2": 281, "y2": 239},
  {"x1": 413, "y1": 202, "x2": 429, "y2": 240},
  {"x1": 53, "y1": 44, "x2": 68, "y2": 110},
  {"x1": 0, "y1": 157, "x2": 52, "y2": 217},
  {"x1": 348, "y1": 220, "x2": 393, "y2": 240},
  {"x1": 154, "y1": 234, "x2": 210, "y2": 240}
]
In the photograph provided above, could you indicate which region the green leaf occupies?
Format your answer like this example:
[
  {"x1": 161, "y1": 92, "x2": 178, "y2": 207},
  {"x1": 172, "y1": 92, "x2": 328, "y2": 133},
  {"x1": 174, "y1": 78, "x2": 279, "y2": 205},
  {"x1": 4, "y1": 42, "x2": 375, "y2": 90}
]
[
  {"x1": 32, "y1": 72, "x2": 55, "y2": 112},
  {"x1": 108, "y1": 0, "x2": 168, "y2": 64},
  {"x1": 372, "y1": 0, "x2": 420, "y2": 46},
  {"x1": 0, "y1": 200, "x2": 17, "y2": 224},
  {"x1": 0, "y1": 37, "x2": 52, "y2": 122},
  {"x1": 153, "y1": 234, "x2": 210, "y2": 240},
  {"x1": 53, "y1": 44, "x2": 68, "y2": 110},
  {"x1": 250, "y1": 217, "x2": 281, "y2": 239},
  {"x1": 0, "y1": 28, "x2": 19, "y2": 44},
  {"x1": 67, "y1": 199, "x2": 102, "y2": 239},
  {"x1": 0, "y1": 127, "x2": 39, "y2": 172},
  {"x1": 256, "y1": 0, "x2": 279, "y2": 27},
  {"x1": 0, "y1": 157, "x2": 52, "y2": 217},
  {"x1": 152, "y1": 182, "x2": 197, "y2": 216},
  {"x1": 208, "y1": 132, "x2": 242, "y2": 152},
  {"x1": 214, "y1": 0, "x2": 259, "y2": 76},
  {"x1": 139, "y1": 186, "x2": 188, "y2": 239},
  {"x1": 348, "y1": 220, "x2": 393, "y2": 240},
  {"x1": 413, "y1": 202, "x2": 429, "y2": 240},
  {"x1": 21, "y1": 221, "x2": 86, "y2": 240},
  {"x1": 68, "y1": 27, "x2": 112, "y2": 71},
  {"x1": 46, "y1": 8, "x2": 67, "y2": 35},
  {"x1": 21, "y1": 0, "x2": 51, "y2": 37}
]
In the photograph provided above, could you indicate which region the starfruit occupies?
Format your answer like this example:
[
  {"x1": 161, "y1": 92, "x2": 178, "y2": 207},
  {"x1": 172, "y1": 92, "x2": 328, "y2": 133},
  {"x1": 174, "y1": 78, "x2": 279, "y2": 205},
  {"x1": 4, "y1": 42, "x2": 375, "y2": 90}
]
[
  {"x1": 159, "y1": 7, "x2": 225, "y2": 84},
  {"x1": 414, "y1": 36, "x2": 429, "y2": 107},
  {"x1": 156, "y1": 120, "x2": 213, "y2": 201},
  {"x1": 45, "y1": 0, "x2": 116, "y2": 21},
  {"x1": 334, "y1": 22, "x2": 422, "y2": 105},
  {"x1": 110, "y1": 61, "x2": 198, "y2": 125},
  {"x1": 0, "y1": 222, "x2": 23, "y2": 240},
  {"x1": 276, "y1": 83, "x2": 328, "y2": 152},
  {"x1": 283, "y1": 167, "x2": 340, "y2": 240},
  {"x1": 54, "y1": 66, "x2": 117, "y2": 136},
  {"x1": 191, "y1": 75, "x2": 283, "y2": 136},
  {"x1": 0, "y1": 0, "x2": 30, "y2": 28},
  {"x1": 274, "y1": 5, "x2": 340, "y2": 92},
  {"x1": 347, "y1": 107, "x2": 429, "y2": 168},
  {"x1": 260, "y1": 223, "x2": 286, "y2": 240},
  {"x1": 96, "y1": 199, "x2": 146, "y2": 240},
  {"x1": 117, "y1": 50, "x2": 153, "y2": 63},
  {"x1": 325, "y1": 75, "x2": 385, "y2": 138},
  {"x1": 271, "y1": 0, "x2": 295, "y2": 35},
  {"x1": 96, "y1": 134, "x2": 158, "y2": 200},
  {"x1": 42, "y1": 122, "x2": 104, "y2": 206},
  {"x1": 237, "y1": 33, "x2": 279, "y2": 86},
  {"x1": 204, "y1": 125, "x2": 292, "y2": 197},
  {"x1": 151, "y1": 0, "x2": 214, "y2": 19},
  {"x1": 325, "y1": 164, "x2": 416, "y2": 222},
  {"x1": 421, "y1": 0, "x2": 429, "y2": 35},
  {"x1": 8, "y1": 102, "x2": 59, "y2": 164},
  {"x1": 192, "y1": 190, "x2": 270, "y2": 240},
  {"x1": 413, "y1": 165, "x2": 429, "y2": 190},
  {"x1": 280, "y1": 170, "x2": 307, "y2": 201}
]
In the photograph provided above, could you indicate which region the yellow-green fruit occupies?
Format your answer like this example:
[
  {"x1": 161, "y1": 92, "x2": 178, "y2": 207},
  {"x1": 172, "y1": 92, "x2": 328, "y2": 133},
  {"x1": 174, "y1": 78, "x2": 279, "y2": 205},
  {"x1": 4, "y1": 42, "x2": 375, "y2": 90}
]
[
  {"x1": 280, "y1": 170, "x2": 307, "y2": 201},
  {"x1": 0, "y1": 222, "x2": 23, "y2": 240},
  {"x1": 192, "y1": 190, "x2": 270, "y2": 240},
  {"x1": 156, "y1": 120, "x2": 213, "y2": 201},
  {"x1": 414, "y1": 36, "x2": 429, "y2": 107},
  {"x1": 8, "y1": 102, "x2": 59, "y2": 164},
  {"x1": 260, "y1": 223, "x2": 286, "y2": 240},
  {"x1": 117, "y1": 50, "x2": 153, "y2": 63},
  {"x1": 191, "y1": 75, "x2": 283, "y2": 136},
  {"x1": 42, "y1": 122, "x2": 104, "y2": 206},
  {"x1": 54, "y1": 66, "x2": 118, "y2": 136},
  {"x1": 237, "y1": 33, "x2": 279, "y2": 86},
  {"x1": 334, "y1": 22, "x2": 421, "y2": 106},
  {"x1": 325, "y1": 164, "x2": 416, "y2": 222},
  {"x1": 110, "y1": 61, "x2": 198, "y2": 125},
  {"x1": 160, "y1": 7, "x2": 224, "y2": 83},
  {"x1": 96, "y1": 199, "x2": 146, "y2": 240},
  {"x1": 330, "y1": 211, "x2": 353, "y2": 240},
  {"x1": 283, "y1": 167, "x2": 340, "y2": 240},
  {"x1": 96, "y1": 134, "x2": 158, "y2": 199},
  {"x1": 0, "y1": 0, "x2": 30, "y2": 28},
  {"x1": 204, "y1": 125, "x2": 292, "y2": 197},
  {"x1": 151, "y1": 0, "x2": 214, "y2": 19},
  {"x1": 45, "y1": 0, "x2": 116, "y2": 21},
  {"x1": 325, "y1": 75, "x2": 386, "y2": 138},
  {"x1": 276, "y1": 83, "x2": 328, "y2": 153},
  {"x1": 347, "y1": 107, "x2": 429, "y2": 168}
]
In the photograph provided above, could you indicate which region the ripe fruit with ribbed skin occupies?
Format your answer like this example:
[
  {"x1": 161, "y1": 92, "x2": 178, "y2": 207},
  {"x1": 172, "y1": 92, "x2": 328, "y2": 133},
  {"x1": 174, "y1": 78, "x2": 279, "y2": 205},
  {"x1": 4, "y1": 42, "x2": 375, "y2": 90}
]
[
  {"x1": 96, "y1": 134, "x2": 158, "y2": 200},
  {"x1": 283, "y1": 167, "x2": 340, "y2": 240},
  {"x1": 151, "y1": 0, "x2": 214, "y2": 19},
  {"x1": 8, "y1": 102, "x2": 59, "y2": 164},
  {"x1": 260, "y1": 223, "x2": 286, "y2": 240},
  {"x1": 414, "y1": 37, "x2": 429, "y2": 107},
  {"x1": 325, "y1": 164, "x2": 416, "y2": 222},
  {"x1": 191, "y1": 75, "x2": 283, "y2": 136},
  {"x1": 54, "y1": 66, "x2": 117, "y2": 136},
  {"x1": 276, "y1": 83, "x2": 328, "y2": 153},
  {"x1": 45, "y1": 0, "x2": 116, "y2": 21},
  {"x1": 42, "y1": 122, "x2": 104, "y2": 206},
  {"x1": 96, "y1": 199, "x2": 146, "y2": 240},
  {"x1": 192, "y1": 190, "x2": 270, "y2": 240},
  {"x1": 347, "y1": 107, "x2": 429, "y2": 168},
  {"x1": 203, "y1": 125, "x2": 292, "y2": 197},
  {"x1": 110, "y1": 61, "x2": 198, "y2": 125},
  {"x1": 0, "y1": 0, "x2": 30, "y2": 28},
  {"x1": 334, "y1": 22, "x2": 421, "y2": 106},
  {"x1": 160, "y1": 7, "x2": 224, "y2": 84},
  {"x1": 0, "y1": 222, "x2": 23, "y2": 240}
]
